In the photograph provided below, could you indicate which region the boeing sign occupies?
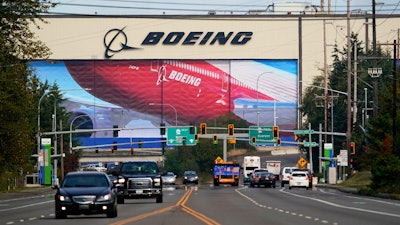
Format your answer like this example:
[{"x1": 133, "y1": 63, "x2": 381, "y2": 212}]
[{"x1": 104, "y1": 27, "x2": 253, "y2": 59}]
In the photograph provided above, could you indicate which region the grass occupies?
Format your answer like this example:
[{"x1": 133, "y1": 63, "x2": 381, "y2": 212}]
[{"x1": 338, "y1": 171, "x2": 372, "y2": 188}]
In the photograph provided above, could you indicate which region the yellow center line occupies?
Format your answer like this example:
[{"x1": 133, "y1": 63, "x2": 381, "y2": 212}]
[{"x1": 109, "y1": 189, "x2": 220, "y2": 225}]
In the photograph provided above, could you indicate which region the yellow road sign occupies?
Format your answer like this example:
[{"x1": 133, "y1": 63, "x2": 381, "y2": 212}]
[{"x1": 298, "y1": 157, "x2": 307, "y2": 168}]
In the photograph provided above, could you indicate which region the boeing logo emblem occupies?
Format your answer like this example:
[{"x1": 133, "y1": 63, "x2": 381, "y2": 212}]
[
  {"x1": 103, "y1": 27, "x2": 140, "y2": 59},
  {"x1": 104, "y1": 27, "x2": 253, "y2": 59}
]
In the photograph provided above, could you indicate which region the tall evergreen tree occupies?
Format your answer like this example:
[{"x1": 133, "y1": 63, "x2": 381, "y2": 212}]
[{"x1": 0, "y1": 0, "x2": 55, "y2": 189}]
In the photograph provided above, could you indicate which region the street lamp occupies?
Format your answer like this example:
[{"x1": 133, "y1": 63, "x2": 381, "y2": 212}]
[
  {"x1": 256, "y1": 72, "x2": 271, "y2": 126},
  {"x1": 149, "y1": 103, "x2": 178, "y2": 126},
  {"x1": 69, "y1": 115, "x2": 90, "y2": 153}
]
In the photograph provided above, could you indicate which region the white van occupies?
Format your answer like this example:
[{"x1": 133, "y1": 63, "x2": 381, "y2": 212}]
[{"x1": 280, "y1": 166, "x2": 297, "y2": 187}]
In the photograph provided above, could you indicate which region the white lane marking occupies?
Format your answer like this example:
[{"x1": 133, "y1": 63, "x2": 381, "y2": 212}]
[
  {"x1": 235, "y1": 187, "x2": 336, "y2": 224},
  {"x1": 280, "y1": 188, "x2": 400, "y2": 218},
  {"x1": 0, "y1": 200, "x2": 53, "y2": 212},
  {"x1": 319, "y1": 188, "x2": 400, "y2": 206}
]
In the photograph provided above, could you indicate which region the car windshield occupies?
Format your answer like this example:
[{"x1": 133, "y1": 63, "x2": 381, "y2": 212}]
[
  {"x1": 184, "y1": 171, "x2": 196, "y2": 176},
  {"x1": 121, "y1": 162, "x2": 159, "y2": 174},
  {"x1": 255, "y1": 172, "x2": 268, "y2": 176},
  {"x1": 292, "y1": 173, "x2": 307, "y2": 177},
  {"x1": 62, "y1": 174, "x2": 109, "y2": 187}
]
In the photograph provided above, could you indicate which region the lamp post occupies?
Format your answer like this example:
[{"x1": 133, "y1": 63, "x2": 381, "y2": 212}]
[
  {"x1": 69, "y1": 115, "x2": 90, "y2": 153},
  {"x1": 149, "y1": 103, "x2": 178, "y2": 126},
  {"x1": 256, "y1": 72, "x2": 271, "y2": 126},
  {"x1": 37, "y1": 88, "x2": 91, "y2": 185}
]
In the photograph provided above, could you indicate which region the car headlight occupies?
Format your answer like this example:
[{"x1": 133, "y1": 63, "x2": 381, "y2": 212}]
[
  {"x1": 117, "y1": 178, "x2": 125, "y2": 184},
  {"x1": 97, "y1": 193, "x2": 112, "y2": 201},
  {"x1": 58, "y1": 195, "x2": 71, "y2": 202},
  {"x1": 195, "y1": 176, "x2": 198, "y2": 179},
  {"x1": 154, "y1": 178, "x2": 161, "y2": 186}
]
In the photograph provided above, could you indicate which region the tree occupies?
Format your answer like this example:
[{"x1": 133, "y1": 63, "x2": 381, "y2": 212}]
[
  {"x1": 0, "y1": 0, "x2": 55, "y2": 189},
  {"x1": 301, "y1": 30, "x2": 399, "y2": 192}
]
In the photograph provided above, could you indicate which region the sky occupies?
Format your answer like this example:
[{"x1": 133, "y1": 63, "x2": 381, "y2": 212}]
[{"x1": 48, "y1": 0, "x2": 400, "y2": 15}]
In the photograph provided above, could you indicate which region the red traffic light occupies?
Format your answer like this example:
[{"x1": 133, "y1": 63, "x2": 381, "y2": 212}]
[
  {"x1": 200, "y1": 123, "x2": 207, "y2": 135},
  {"x1": 273, "y1": 126, "x2": 279, "y2": 138},
  {"x1": 228, "y1": 124, "x2": 234, "y2": 136}
]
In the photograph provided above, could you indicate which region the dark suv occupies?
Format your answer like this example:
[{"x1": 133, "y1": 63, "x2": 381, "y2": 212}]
[{"x1": 113, "y1": 161, "x2": 163, "y2": 203}]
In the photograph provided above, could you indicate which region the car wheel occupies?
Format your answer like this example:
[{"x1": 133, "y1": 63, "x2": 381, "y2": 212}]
[
  {"x1": 55, "y1": 209, "x2": 67, "y2": 219},
  {"x1": 281, "y1": 182, "x2": 284, "y2": 187},
  {"x1": 156, "y1": 195, "x2": 163, "y2": 203},
  {"x1": 117, "y1": 196, "x2": 125, "y2": 204},
  {"x1": 289, "y1": 186, "x2": 292, "y2": 190},
  {"x1": 273, "y1": 183, "x2": 276, "y2": 188},
  {"x1": 107, "y1": 206, "x2": 118, "y2": 218}
]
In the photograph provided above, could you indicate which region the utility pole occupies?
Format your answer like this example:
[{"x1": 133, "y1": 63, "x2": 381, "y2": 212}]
[
  {"x1": 372, "y1": 0, "x2": 378, "y2": 117},
  {"x1": 346, "y1": 0, "x2": 352, "y2": 177},
  {"x1": 323, "y1": 19, "x2": 329, "y2": 143}
]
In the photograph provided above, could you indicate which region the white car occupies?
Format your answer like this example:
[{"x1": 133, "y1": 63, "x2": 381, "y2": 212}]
[
  {"x1": 280, "y1": 167, "x2": 297, "y2": 187},
  {"x1": 162, "y1": 172, "x2": 176, "y2": 185},
  {"x1": 288, "y1": 171, "x2": 310, "y2": 190}
]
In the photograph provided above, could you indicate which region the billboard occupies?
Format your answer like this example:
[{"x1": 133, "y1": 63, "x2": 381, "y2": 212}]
[{"x1": 31, "y1": 59, "x2": 297, "y2": 139}]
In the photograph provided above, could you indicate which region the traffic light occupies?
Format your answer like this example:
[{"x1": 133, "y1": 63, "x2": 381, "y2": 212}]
[
  {"x1": 113, "y1": 125, "x2": 118, "y2": 137},
  {"x1": 213, "y1": 135, "x2": 218, "y2": 144},
  {"x1": 251, "y1": 136, "x2": 256, "y2": 144},
  {"x1": 273, "y1": 126, "x2": 279, "y2": 138},
  {"x1": 182, "y1": 136, "x2": 187, "y2": 146},
  {"x1": 228, "y1": 124, "x2": 234, "y2": 136},
  {"x1": 190, "y1": 124, "x2": 195, "y2": 134},
  {"x1": 160, "y1": 122, "x2": 166, "y2": 135},
  {"x1": 194, "y1": 134, "x2": 198, "y2": 141},
  {"x1": 350, "y1": 141, "x2": 356, "y2": 155},
  {"x1": 200, "y1": 123, "x2": 207, "y2": 135},
  {"x1": 276, "y1": 138, "x2": 281, "y2": 147},
  {"x1": 113, "y1": 141, "x2": 117, "y2": 151}
]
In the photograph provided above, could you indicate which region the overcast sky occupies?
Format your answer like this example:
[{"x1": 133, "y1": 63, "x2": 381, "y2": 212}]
[{"x1": 48, "y1": 0, "x2": 400, "y2": 15}]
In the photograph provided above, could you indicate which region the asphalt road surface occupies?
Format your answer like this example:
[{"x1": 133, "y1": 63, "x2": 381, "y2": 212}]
[{"x1": 1, "y1": 182, "x2": 400, "y2": 225}]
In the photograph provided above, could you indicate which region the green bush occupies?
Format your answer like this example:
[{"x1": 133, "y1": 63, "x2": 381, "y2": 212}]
[{"x1": 370, "y1": 154, "x2": 400, "y2": 194}]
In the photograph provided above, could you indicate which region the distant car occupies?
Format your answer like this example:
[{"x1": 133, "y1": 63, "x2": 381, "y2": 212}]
[
  {"x1": 54, "y1": 171, "x2": 118, "y2": 219},
  {"x1": 253, "y1": 168, "x2": 268, "y2": 174},
  {"x1": 250, "y1": 171, "x2": 276, "y2": 188},
  {"x1": 183, "y1": 171, "x2": 198, "y2": 185},
  {"x1": 162, "y1": 172, "x2": 176, "y2": 185},
  {"x1": 292, "y1": 168, "x2": 313, "y2": 188},
  {"x1": 288, "y1": 171, "x2": 310, "y2": 190},
  {"x1": 281, "y1": 167, "x2": 297, "y2": 187}
]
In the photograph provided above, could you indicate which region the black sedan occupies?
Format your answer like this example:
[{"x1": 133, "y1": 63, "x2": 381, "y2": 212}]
[
  {"x1": 183, "y1": 171, "x2": 199, "y2": 185},
  {"x1": 250, "y1": 171, "x2": 276, "y2": 188},
  {"x1": 54, "y1": 171, "x2": 118, "y2": 219}
]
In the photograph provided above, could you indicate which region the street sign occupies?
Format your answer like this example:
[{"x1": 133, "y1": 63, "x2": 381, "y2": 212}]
[
  {"x1": 294, "y1": 129, "x2": 314, "y2": 135},
  {"x1": 248, "y1": 126, "x2": 275, "y2": 144},
  {"x1": 167, "y1": 126, "x2": 197, "y2": 146},
  {"x1": 337, "y1": 149, "x2": 348, "y2": 166},
  {"x1": 298, "y1": 157, "x2": 307, "y2": 168},
  {"x1": 303, "y1": 141, "x2": 317, "y2": 147}
]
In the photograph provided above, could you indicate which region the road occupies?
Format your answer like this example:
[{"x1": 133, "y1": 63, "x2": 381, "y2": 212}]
[{"x1": 1, "y1": 182, "x2": 400, "y2": 225}]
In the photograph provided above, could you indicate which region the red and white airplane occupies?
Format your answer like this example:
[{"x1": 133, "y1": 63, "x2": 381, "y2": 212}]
[{"x1": 64, "y1": 59, "x2": 275, "y2": 124}]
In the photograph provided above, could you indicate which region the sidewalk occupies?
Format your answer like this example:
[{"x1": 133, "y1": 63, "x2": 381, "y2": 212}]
[{"x1": 0, "y1": 186, "x2": 55, "y2": 200}]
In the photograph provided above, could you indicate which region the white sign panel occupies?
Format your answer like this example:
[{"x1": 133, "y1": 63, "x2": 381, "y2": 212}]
[{"x1": 337, "y1": 149, "x2": 348, "y2": 166}]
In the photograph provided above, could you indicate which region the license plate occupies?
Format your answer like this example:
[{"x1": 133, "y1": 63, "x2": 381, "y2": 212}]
[
  {"x1": 297, "y1": 182, "x2": 301, "y2": 185},
  {"x1": 79, "y1": 205, "x2": 89, "y2": 210},
  {"x1": 136, "y1": 190, "x2": 143, "y2": 194}
]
